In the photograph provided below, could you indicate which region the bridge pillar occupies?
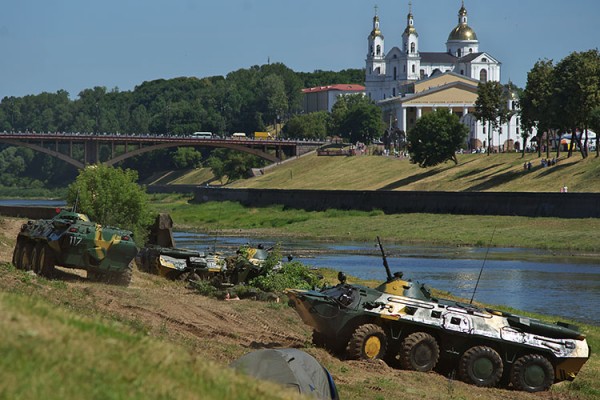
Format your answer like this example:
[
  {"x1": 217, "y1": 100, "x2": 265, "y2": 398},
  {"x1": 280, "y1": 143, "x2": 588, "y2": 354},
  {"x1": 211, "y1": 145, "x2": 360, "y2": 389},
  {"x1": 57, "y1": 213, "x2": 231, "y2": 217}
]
[{"x1": 84, "y1": 140, "x2": 99, "y2": 165}]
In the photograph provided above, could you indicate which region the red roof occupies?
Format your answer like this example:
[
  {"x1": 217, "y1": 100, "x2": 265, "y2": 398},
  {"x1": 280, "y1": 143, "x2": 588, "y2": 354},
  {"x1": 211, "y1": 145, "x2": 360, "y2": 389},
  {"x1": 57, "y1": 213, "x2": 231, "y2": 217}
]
[{"x1": 302, "y1": 84, "x2": 365, "y2": 93}]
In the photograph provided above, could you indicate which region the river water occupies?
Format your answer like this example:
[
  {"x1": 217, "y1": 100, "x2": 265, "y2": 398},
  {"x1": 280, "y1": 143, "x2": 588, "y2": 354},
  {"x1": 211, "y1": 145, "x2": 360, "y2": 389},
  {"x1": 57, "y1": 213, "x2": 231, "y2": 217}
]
[
  {"x1": 1, "y1": 200, "x2": 598, "y2": 325},
  {"x1": 174, "y1": 232, "x2": 600, "y2": 326}
]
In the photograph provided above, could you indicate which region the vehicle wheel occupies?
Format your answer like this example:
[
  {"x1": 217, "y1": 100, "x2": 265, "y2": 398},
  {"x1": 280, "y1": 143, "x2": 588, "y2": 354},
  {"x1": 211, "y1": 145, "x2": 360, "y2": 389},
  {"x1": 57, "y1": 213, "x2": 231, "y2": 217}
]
[
  {"x1": 108, "y1": 263, "x2": 133, "y2": 287},
  {"x1": 12, "y1": 239, "x2": 23, "y2": 269},
  {"x1": 21, "y1": 241, "x2": 35, "y2": 271},
  {"x1": 312, "y1": 330, "x2": 326, "y2": 348},
  {"x1": 399, "y1": 332, "x2": 440, "y2": 372},
  {"x1": 347, "y1": 324, "x2": 387, "y2": 360},
  {"x1": 37, "y1": 244, "x2": 56, "y2": 278},
  {"x1": 459, "y1": 346, "x2": 504, "y2": 387},
  {"x1": 30, "y1": 243, "x2": 42, "y2": 274},
  {"x1": 510, "y1": 354, "x2": 554, "y2": 392}
]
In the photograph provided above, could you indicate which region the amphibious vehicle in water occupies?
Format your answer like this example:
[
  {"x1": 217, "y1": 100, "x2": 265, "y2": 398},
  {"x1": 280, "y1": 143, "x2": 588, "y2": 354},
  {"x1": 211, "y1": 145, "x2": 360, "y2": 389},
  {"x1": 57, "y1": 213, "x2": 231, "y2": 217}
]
[
  {"x1": 12, "y1": 208, "x2": 138, "y2": 285},
  {"x1": 286, "y1": 238, "x2": 590, "y2": 392}
]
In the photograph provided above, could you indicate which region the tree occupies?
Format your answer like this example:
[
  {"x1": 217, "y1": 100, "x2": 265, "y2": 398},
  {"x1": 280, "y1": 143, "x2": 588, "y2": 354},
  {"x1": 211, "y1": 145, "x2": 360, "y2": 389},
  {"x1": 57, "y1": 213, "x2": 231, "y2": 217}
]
[
  {"x1": 553, "y1": 50, "x2": 600, "y2": 158},
  {"x1": 172, "y1": 147, "x2": 202, "y2": 169},
  {"x1": 283, "y1": 111, "x2": 330, "y2": 140},
  {"x1": 520, "y1": 59, "x2": 555, "y2": 157},
  {"x1": 329, "y1": 94, "x2": 384, "y2": 143},
  {"x1": 407, "y1": 109, "x2": 468, "y2": 167},
  {"x1": 474, "y1": 81, "x2": 504, "y2": 154},
  {"x1": 66, "y1": 165, "x2": 153, "y2": 244},
  {"x1": 207, "y1": 149, "x2": 266, "y2": 183}
]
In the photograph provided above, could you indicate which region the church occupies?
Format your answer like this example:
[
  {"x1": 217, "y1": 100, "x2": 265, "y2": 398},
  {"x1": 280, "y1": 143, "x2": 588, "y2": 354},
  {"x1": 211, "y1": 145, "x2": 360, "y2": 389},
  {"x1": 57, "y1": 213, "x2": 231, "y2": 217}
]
[{"x1": 366, "y1": 2, "x2": 522, "y2": 151}]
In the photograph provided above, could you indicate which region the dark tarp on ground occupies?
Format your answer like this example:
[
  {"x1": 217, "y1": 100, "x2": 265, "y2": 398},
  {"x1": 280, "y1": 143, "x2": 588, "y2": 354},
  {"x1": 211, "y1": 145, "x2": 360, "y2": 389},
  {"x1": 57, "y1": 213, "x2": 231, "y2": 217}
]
[{"x1": 231, "y1": 348, "x2": 339, "y2": 400}]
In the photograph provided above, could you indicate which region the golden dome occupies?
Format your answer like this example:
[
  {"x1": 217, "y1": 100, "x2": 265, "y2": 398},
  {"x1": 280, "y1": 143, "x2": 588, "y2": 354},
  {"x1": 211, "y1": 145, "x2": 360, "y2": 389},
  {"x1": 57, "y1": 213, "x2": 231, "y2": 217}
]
[
  {"x1": 404, "y1": 26, "x2": 418, "y2": 36},
  {"x1": 448, "y1": 24, "x2": 477, "y2": 41}
]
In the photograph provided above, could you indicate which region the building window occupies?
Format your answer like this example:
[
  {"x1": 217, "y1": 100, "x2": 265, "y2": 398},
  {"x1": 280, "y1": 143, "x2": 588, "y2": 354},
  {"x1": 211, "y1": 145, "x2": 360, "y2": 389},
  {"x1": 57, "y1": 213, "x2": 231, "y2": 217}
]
[
  {"x1": 482, "y1": 58, "x2": 487, "y2": 62},
  {"x1": 376, "y1": 45, "x2": 381, "y2": 56},
  {"x1": 394, "y1": 67, "x2": 397, "y2": 80},
  {"x1": 480, "y1": 69, "x2": 488, "y2": 82},
  {"x1": 420, "y1": 69, "x2": 425, "y2": 79},
  {"x1": 393, "y1": 88, "x2": 396, "y2": 96},
  {"x1": 370, "y1": 45, "x2": 374, "y2": 55},
  {"x1": 457, "y1": 49, "x2": 462, "y2": 57},
  {"x1": 469, "y1": 48, "x2": 473, "y2": 53},
  {"x1": 412, "y1": 64, "x2": 415, "y2": 73},
  {"x1": 410, "y1": 42, "x2": 415, "y2": 53},
  {"x1": 460, "y1": 69, "x2": 464, "y2": 75}
]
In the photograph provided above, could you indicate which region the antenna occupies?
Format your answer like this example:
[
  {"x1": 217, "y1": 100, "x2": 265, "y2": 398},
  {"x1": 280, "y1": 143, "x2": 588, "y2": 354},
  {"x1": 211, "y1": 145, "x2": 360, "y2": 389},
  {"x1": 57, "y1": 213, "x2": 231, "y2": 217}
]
[
  {"x1": 376, "y1": 236, "x2": 393, "y2": 282},
  {"x1": 470, "y1": 227, "x2": 496, "y2": 305},
  {"x1": 72, "y1": 189, "x2": 80, "y2": 213}
]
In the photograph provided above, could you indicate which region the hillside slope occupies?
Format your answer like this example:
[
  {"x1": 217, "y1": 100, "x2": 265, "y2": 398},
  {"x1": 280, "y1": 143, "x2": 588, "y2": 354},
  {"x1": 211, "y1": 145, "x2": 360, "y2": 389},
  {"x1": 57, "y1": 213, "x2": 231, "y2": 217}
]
[{"x1": 223, "y1": 152, "x2": 600, "y2": 192}]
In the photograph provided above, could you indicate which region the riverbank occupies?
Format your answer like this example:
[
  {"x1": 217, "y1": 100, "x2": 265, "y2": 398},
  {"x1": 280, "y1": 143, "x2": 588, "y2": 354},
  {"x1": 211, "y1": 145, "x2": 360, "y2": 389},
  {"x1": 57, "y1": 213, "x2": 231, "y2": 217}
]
[{"x1": 150, "y1": 195, "x2": 600, "y2": 257}]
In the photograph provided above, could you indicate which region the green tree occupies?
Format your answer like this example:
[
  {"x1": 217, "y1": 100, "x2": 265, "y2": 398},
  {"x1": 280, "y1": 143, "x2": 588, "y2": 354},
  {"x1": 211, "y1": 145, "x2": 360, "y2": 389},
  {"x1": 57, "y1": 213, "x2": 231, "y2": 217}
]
[
  {"x1": 407, "y1": 109, "x2": 468, "y2": 167},
  {"x1": 553, "y1": 49, "x2": 600, "y2": 158},
  {"x1": 282, "y1": 111, "x2": 330, "y2": 139},
  {"x1": 66, "y1": 165, "x2": 153, "y2": 244},
  {"x1": 172, "y1": 147, "x2": 202, "y2": 169},
  {"x1": 590, "y1": 106, "x2": 600, "y2": 156},
  {"x1": 474, "y1": 81, "x2": 504, "y2": 155},
  {"x1": 207, "y1": 149, "x2": 265, "y2": 183},
  {"x1": 329, "y1": 94, "x2": 384, "y2": 143},
  {"x1": 520, "y1": 59, "x2": 555, "y2": 157}
]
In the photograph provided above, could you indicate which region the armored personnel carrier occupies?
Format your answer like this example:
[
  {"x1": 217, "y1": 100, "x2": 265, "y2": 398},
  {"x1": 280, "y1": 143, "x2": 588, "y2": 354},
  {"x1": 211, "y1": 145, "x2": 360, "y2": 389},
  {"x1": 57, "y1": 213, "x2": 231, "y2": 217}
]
[
  {"x1": 12, "y1": 209, "x2": 138, "y2": 286},
  {"x1": 286, "y1": 238, "x2": 590, "y2": 392}
]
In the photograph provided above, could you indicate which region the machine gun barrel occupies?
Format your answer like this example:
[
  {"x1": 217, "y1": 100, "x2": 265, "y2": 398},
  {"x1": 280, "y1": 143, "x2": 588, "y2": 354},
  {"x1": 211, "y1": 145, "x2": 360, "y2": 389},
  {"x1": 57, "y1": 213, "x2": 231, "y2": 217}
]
[{"x1": 377, "y1": 236, "x2": 393, "y2": 282}]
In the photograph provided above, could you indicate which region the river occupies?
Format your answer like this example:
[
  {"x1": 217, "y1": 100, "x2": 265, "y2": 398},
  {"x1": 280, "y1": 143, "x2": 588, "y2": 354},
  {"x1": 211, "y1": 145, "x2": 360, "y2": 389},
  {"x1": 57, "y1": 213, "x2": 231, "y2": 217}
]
[
  {"x1": 1, "y1": 199, "x2": 598, "y2": 325},
  {"x1": 174, "y1": 232, "x2": 600, "y2": 326}
]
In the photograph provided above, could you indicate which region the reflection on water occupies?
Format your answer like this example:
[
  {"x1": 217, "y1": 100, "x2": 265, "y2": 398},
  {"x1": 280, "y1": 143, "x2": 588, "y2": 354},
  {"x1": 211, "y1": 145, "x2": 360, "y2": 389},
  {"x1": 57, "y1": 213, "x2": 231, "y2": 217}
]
[{"x1": 175, "y1": 232, "x2": 600, "y2": 325}]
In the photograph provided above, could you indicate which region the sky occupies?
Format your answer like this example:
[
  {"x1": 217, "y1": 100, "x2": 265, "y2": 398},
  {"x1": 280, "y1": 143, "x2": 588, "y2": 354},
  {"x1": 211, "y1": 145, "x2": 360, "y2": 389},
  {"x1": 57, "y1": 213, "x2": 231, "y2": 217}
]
[{"x1": 1, "y1": 0, "x2": 599, "y2": 100}]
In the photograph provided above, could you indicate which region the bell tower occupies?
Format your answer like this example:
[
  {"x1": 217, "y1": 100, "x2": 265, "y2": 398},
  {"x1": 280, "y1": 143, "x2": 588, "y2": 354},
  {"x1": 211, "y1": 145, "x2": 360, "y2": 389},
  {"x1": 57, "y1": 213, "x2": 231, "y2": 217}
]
[{"x1": 366, "y1": 5, "x2": 386, "y2": 77}]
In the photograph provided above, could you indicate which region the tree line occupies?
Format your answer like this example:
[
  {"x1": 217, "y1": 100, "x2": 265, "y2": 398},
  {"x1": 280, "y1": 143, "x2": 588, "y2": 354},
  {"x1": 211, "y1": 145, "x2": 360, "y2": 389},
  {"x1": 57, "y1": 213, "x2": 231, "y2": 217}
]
[{"x1": 0, "y1": 65, "x2": 364, "y2": 188}]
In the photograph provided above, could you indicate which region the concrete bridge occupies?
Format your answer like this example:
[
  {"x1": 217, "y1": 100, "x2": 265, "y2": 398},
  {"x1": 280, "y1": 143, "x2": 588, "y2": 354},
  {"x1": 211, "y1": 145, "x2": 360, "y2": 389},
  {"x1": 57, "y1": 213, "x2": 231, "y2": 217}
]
[{"x1": 0, "y1": 132, "x2": 324, "y2": 169}]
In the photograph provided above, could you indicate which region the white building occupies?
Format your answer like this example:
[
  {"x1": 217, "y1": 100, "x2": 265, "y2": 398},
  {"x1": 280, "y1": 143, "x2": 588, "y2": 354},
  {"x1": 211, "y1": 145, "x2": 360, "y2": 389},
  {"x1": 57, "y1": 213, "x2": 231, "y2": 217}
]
[{"x1": 366, "y1": 2, "x2": 525, "y2": 151}]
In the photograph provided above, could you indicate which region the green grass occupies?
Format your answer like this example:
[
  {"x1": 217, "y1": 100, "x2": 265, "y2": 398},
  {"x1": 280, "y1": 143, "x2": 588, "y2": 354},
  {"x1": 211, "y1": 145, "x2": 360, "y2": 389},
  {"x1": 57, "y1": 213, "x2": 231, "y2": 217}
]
[
  {"x1": 223, "y1": 152, "x2": 600, "y2": 192},
  {"x1": 0, "y1": 265, "x2": 301, "y2": 400},
  {"x1": 150, "y1": 199, "x2": 600, "y2": 255}
]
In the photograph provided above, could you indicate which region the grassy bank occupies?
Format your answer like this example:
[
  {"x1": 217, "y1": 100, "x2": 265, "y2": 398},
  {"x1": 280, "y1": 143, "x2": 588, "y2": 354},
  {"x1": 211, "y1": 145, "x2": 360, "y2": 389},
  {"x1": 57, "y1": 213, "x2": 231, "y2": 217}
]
[
  {"x1": 227, "y1": 152, "x2": 600, "y2": 192},
  {"x1": 150, "y1": 196, "x2": 600, "y2": 255}
]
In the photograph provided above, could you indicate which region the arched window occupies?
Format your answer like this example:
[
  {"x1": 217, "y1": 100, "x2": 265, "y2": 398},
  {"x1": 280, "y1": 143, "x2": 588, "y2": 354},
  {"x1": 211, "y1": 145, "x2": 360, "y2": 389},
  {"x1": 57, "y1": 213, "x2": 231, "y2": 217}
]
[
  {"x1": 412, "y1": 64, "x2": 415, "y2": 73},
  {"x1": 460, "y1": 69, "x2": 464, "y2": 75},
  {"x1": 480, "y1": 69, "x2": 488, "y2": 82},
  {"x1": 393, "y1": 88, "x2": 396, "y2": 97},
  {"x1": 420, "y1": 69, "x2": 425, "y2": 79},
  {"x1": 410, "y1": 42, "x2": 415, "y2": 53},
  {"x1": 376, "y1": 45, "x2": 381, "y2": 56},
  {"x1": 393, "y1": 67, "x2": 397, "y2": 80},
  {"x1": 457, "y1": 49, "x2": 462, "y2": 57},
  {"x1": 370, "y1": 45, "x2": 374, "y2": 55},
  {"x1": 469, "y1": 48, "x2": 473, "y2": 53}
]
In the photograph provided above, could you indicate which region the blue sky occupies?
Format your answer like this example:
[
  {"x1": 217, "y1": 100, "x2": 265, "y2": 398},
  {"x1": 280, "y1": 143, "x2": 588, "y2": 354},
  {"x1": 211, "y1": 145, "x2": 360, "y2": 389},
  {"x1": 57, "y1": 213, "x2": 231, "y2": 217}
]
[{"x1": 1, "y1": 0, "x2": 598, "y2": 99}]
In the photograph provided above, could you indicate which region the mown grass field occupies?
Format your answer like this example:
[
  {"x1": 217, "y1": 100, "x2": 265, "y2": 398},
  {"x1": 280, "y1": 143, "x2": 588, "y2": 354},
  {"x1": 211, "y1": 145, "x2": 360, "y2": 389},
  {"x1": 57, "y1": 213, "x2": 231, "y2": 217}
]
[{"x1": 223, "y1": 152, "x2": 600, "y2": 192}]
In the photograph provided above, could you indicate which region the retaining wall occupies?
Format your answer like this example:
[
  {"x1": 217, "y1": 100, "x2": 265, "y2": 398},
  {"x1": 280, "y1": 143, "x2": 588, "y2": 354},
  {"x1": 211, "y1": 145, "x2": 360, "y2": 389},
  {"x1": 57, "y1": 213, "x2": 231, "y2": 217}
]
[{"x1": 188, "y1": 187, "x2": 600, "y2": 219}]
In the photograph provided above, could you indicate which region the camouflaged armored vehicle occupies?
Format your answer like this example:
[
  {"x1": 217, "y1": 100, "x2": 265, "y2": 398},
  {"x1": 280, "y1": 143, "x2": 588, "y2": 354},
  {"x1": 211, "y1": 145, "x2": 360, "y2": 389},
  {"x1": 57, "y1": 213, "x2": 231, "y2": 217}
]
[
  {"x1": 136, "y1": 245, "x2": 226, "y2": 281},
  {"x1": 287, "y1": 239, "x2": 590, "y2": 392},
  {"x1": 12, "y1": 209, "x2": 138, "y2": 286}
]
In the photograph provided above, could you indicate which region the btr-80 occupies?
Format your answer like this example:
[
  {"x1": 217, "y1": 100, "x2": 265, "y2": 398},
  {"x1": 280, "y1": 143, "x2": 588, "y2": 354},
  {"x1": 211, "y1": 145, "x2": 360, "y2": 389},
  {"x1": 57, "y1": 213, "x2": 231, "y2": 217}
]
[{"x1": 286, "y1": 239, "x2": 590, "y2": 392}]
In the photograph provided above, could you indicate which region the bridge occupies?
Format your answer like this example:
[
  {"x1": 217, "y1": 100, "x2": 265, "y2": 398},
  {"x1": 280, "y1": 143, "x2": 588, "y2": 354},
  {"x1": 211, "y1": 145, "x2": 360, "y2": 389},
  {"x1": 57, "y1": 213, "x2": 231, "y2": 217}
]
[{"x1": 0, "y1": 132, "x2": 324, "y2": 169}]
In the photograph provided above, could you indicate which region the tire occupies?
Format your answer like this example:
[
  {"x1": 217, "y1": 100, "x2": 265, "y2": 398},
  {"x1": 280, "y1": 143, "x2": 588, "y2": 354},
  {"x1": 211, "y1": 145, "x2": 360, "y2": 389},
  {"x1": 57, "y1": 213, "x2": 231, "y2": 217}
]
[
  {"x1": 12, "y1": 239, "x2": 23, "y2": 268},
  {"x1": 37, "y1": 244, "x2": 56, "y2": 278},
  {"x1": 312, "y1": 330, "x2": 327, "y2": 348},
  {"x1": 30, "y1": 243, "x2": 42, "y2": 274},
  {"x1": 399, "y1": 332, "x2": 440, "y2": 372},
  {"x1": 459, "y1": 346, "x2": 504, "y2": 387},
  {"x1": 108, "y1": 263, "x2": 133, "y2": 287},
  {"x1": 510, "y1": 354, "x2": 554, "y2": 392},
  {"x1": 347, "y1": 324, "x2": 387, "y2": 360},
  {"x1": 21, "y1": 241, "x2": 35, "y2": 271}
]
